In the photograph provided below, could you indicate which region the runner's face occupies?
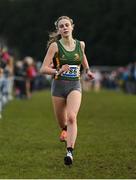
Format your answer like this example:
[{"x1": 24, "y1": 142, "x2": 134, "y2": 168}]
[{"x1": 57, "y1": 19, "x2": 73, "y2": 37}]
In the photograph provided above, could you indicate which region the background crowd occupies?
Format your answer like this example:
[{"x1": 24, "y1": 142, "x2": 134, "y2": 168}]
[
  {"x1": 0, "y1": 44, "x2": 136, "y2": 119},
  {"x1": 0, "y1": 45, "x2": 50, "y2": 119},
  {"x1": 82, "y1": 62, "x2": 136, "y2": 93}
]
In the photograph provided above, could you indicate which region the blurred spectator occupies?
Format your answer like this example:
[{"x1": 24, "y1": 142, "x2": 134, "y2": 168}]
[
  {"x1": 0, "y1": 45, "x2": 14, "y2": 119},
  {"x1": 4, "y1": 56, "x2": 14, "y2": 101},
  {"x1": 125, "y1": 62, "x2": 136, "y2": 94},
  {"x1": 134, "y1": 62, "x2": 136, "y2": 81},
  {"x1": 33, "y1": 60, "x2": 51, "y2": 90},
  {"x1": 14, "y1": 60, "x2": 27, "y2": 99},
  {"x1": 0, "y1": 67, "x2": 4, "y2": 119},
  {"x1": 93, "y1": 70, "x2": 102, "y2": 92},
  {"x1": 24, "y1": 56, "x2": 37, "y2": 99}
]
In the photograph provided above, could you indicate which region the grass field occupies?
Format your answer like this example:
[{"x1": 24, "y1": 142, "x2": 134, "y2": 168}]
[{"x1": 0, "y1": 90, "x2": 136, "y2": 179}]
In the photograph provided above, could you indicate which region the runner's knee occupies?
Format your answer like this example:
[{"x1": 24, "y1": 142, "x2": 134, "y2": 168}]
[{"x1": 67, "y1": 112, "x2": 76, "y2": 124}]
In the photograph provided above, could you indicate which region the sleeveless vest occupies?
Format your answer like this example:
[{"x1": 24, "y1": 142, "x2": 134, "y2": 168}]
[{"x1": 53, "y1": 40, "x2": 83, "y2": 80}]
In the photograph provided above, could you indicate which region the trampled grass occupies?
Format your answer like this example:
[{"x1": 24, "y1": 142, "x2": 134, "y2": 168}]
[{"x1": 0, "y1": 90, "x2": 136, "y2": 179}]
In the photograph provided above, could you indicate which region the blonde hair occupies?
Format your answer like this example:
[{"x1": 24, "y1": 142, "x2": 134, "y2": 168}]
[{"x1": 47, "y1": 16, "x2": 74, "y2": 48}]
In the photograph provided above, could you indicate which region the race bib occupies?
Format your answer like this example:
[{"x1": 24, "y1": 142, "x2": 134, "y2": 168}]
[{"x1": 61, "y1": 65, "x2": 80, "y2": 78}]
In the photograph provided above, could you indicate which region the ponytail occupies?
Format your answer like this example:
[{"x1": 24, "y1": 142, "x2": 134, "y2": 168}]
[{"x1": 47, "y1": 31, "x2": 60, "y2": 48}]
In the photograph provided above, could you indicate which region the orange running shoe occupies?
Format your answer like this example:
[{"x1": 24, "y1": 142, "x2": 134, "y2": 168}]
[{"x1": 60, "y1": 130, "x2": 67, "y2": 142}]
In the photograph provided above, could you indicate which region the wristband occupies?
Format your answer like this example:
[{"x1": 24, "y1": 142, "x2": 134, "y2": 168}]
[
  {"x1": 55, "y1": 69, "x2": 62, "y2": 76},
  {"x1": 55, "y1": 70, "x2": 59, "y2": 76}
]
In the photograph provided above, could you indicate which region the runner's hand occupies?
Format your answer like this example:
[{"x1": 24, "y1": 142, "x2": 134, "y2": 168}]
[
  {"x1": 60, "y1": 64, "x2": 70, "y2": 74},
  {"x1": 87, "y1": 70, "x2": 95, "y2": 80}
]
